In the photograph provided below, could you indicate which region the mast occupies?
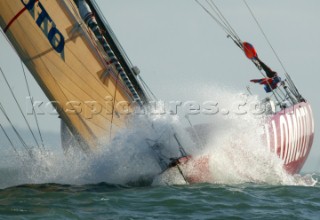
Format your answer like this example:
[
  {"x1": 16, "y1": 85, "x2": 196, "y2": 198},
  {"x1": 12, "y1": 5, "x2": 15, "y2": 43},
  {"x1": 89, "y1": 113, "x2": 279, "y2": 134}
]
[{"x1": 87, "y1": 0, "x2": 149, "y2": 104}]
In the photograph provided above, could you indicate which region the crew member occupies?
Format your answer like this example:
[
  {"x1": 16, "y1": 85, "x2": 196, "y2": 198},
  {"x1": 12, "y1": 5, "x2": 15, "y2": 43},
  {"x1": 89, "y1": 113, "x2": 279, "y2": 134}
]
[
  {"x1": 250, "y1": 76, "x2": 281, "y2": 93},
  {"x1": 250, "y1": 58, "x2": 281, "y2": 93}
]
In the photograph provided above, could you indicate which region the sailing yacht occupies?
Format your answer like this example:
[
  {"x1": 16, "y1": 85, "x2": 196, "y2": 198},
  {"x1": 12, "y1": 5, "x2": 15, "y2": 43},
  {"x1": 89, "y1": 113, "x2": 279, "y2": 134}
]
[
  {"x1": 163, "y1": 0, "x2": 315, "y2": 183},
  {"x1": 0, "y1": 0, "x2": 192, "y2": 183},
  {"x1": 0, "y1": 0, "x2": 315, "y2": 184}
]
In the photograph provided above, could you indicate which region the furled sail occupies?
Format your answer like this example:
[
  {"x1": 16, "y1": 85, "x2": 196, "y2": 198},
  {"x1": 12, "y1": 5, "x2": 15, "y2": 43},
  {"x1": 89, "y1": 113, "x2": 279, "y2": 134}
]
[{"x1": 0, "y1": 0, "x2": 147, "y2": 150}]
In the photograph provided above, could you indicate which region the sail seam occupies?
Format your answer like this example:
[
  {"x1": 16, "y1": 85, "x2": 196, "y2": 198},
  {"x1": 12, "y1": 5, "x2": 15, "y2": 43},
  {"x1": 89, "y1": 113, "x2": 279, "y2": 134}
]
[{"x1": 4, "y1": 0, "x2": 40, "y2": 33}]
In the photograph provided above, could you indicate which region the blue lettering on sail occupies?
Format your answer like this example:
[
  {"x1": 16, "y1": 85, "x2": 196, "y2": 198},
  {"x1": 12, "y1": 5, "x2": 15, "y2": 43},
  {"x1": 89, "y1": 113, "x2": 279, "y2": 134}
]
[
  {"x1": 21, "y1": 0, "x2": 37, "y2": 10},
  {"x1": 20, "y1": 0, "x2": 65, "y2": 60}
]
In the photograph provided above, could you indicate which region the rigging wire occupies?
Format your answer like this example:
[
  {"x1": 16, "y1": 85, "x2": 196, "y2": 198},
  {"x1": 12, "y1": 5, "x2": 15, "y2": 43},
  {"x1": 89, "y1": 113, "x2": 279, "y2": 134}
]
[
  {"x1": 255, "y1": 67, "x2": 283, "y2": 105},
  {"x1": 92, "y1": 0, "x2": 158, "y2": 103},
  {"x1": 0, "y1": 103, "x2": 32, "y2": 157},
  {"x1": 0, "y1": 122, "x2": 20, "y2": 157},
  {"x1": 1, "y1": 29, "x2": 46, "y2": 152},
  {"x1": 0, "y1": 122, "x2": 28, "y2": 167},
  {"x1": 90, "y1": 0, "x2": 135, "y2": 68},
  {"x1": 109, "y1": 72, "x2": 121, "y2": 140},
  {"x1": 195, "y1": 0, "x2": 285, "y2": 104},
  {"x1": 206, "y1": 0, "x2": 241, "y2": 42},
  {"x1": 242, "y1": 0, "x2": 301, "y2": 98},
  {"x1": 138, "y1": 76, "x2": 158, "y2": 101},
  {"x1": 242, "y1": 0, "x2": 286, "y2": 71},
  {"x1": 20, "y1": 61, "x2": 46, "y2": 151},
  {"x1": 0, "y1": 68, "x2": 42, "y2": 152},
  {"x1": 195, "y1": 0, "x2": 240, "y2": 44}
]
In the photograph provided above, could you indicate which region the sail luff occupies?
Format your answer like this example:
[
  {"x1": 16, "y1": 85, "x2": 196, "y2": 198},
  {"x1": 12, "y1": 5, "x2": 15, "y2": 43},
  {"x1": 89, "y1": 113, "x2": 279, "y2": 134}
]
[{"x1": 87, "y1": 0, "x2": 149, "y2": 103}]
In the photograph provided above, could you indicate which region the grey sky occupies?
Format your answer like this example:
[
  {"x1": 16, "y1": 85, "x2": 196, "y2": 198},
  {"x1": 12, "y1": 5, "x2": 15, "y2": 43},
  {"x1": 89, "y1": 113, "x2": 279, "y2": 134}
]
[{"x1": 0, "y1": 0, "x2": 319, "y2": 171}]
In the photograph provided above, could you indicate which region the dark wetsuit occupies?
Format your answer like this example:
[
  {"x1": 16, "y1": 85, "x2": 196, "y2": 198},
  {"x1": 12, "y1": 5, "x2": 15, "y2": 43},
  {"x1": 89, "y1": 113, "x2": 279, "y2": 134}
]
[
  {"x1": 251, "y1": 57, "x2": 281, "y2": 93},
  {"x1": 256, "y1": 57, "x2": 277, "y2": 78}
]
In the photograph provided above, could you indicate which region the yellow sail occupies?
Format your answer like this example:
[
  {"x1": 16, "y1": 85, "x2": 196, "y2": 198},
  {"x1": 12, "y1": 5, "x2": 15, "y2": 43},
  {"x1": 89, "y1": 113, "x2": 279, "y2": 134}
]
[{"x1": 0, "y1": 0, "x2": 142, "y2": 150}]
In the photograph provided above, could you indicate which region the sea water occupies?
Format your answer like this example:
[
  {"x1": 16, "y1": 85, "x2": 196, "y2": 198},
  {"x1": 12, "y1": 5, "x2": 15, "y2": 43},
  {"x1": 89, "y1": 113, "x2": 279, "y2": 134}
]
[{"x1": 0, "y1": 85, "x2": 319, "y2": 219}]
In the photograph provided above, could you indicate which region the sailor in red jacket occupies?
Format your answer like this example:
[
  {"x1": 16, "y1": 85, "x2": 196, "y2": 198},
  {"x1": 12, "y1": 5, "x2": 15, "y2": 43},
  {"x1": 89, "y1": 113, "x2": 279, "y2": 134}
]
[
  {"x1": 250, "y1": 57, "x2": 282, "y2": 93},
  {"x1": 250, "y1": 76, "x2": 281, "y2": 93}
]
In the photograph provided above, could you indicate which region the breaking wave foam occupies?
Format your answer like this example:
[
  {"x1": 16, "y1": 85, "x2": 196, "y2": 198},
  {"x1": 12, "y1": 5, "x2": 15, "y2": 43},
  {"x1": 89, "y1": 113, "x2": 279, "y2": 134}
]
[
  {"x1": 154, "y1": 85, "x2": 317, "y2": 186},
  {"x1": 0, "y1": 85, "x2": 317, "y2": 188}
]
